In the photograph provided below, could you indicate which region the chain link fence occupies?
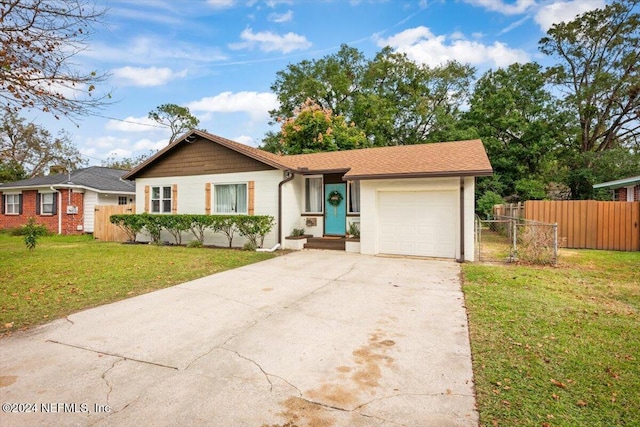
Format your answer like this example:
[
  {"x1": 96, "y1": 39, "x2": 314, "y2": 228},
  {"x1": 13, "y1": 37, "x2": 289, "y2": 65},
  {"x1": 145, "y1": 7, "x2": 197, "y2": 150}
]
[{"x1": 475, "y1": 216, "x2": 558, "y2": 265}]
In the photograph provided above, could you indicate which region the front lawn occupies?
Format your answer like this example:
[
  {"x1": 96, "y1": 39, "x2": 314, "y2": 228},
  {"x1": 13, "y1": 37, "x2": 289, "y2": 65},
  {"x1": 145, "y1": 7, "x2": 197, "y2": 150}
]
[
  {"x1": 0, "y1": 234, "x2": 276, "y2": 335},
  {"x1": 463, "y1": 250, "x2": 640, "y2": 427}
]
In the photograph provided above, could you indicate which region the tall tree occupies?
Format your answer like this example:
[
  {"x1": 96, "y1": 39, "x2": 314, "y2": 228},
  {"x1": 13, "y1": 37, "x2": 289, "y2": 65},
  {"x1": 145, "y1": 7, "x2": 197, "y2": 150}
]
[
  {"x1": 0, "y1": 0, "x2": 109, "y2": 119},
  {"x1": 266, "y1": 45, "x2": 476, "y2": 149},
  {"x1": 148, "y1": 104, "x2": 200, "y2": 144},
  {"x1": 264, "y1": 98, "x2": 368, "y2": 155},
  {"x1": 466, "y1": 63, "x2": 571, "y2": 200},
  {"x1": 270, "y1": 44, "x2": 367, "y2": 122},
  {"x1": 539, "y1": 0, "x2": 640, "y2": 153},
  {"x1": 358, "y1": 48, "x2": 475, "y2": 146},
  {"x1": 0, "y1": 111, "x2": 85, "y2": 178}
]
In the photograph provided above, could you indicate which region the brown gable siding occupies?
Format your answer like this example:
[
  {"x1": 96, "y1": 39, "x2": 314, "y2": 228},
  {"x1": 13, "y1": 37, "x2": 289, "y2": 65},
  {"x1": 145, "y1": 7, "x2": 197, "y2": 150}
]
[{"x1": 135, "y1": 137, "x2": 274, "y2": 178}]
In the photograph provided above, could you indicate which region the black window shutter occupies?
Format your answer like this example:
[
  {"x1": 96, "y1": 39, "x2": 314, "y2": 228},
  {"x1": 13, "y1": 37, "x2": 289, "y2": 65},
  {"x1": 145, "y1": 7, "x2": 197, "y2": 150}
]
[
  {"x1": 19, "y1": 194, "x2": 23, "y2": 214},
  {"x1": 52, "y1": 192, "x2": 57, "y2": 215},
  {"x1": 36, "y1": 193, "x2": 41, "y2": 215},
  {"x1": 1, "y1": 195, "x2": 4, "y2": 215}
]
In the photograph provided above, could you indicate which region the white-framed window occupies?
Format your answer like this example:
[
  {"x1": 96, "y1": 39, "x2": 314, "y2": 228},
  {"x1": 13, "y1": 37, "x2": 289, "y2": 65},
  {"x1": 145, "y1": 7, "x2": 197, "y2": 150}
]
[
  {"x1": 151, "y1": 186, "x2": 172, "y2": 213},
  {"x1": 40, "y1": 193, "x2": 55, "y2": 215},
  {"x1": 214, "y1": 183, "x2": 248, "y2": 214},
  {"x1": 304, "y1": 176, "x2": 323, "y2": 213},
  {"x1": 348, "y1": 181, "x2": 360, "y2": 214},
  {"x1": 118, "y1": 196, "x2": 128, "y2": 205},
  {"x1": 4, "y1": 194, "x2": 21, "y2": 215}
]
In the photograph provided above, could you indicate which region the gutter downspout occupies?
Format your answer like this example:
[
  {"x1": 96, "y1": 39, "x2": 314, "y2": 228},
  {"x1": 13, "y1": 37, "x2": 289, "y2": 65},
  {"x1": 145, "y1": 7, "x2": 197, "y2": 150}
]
[
  {"x1": 50, "y1": 186, "x2": 62, "y2": 235},
  {"x1": 458, "y1": 177, "x2": 465, "y2": 263},
  {"x1": 277, "y1": 170, "x2": 295, "y2": 246}
]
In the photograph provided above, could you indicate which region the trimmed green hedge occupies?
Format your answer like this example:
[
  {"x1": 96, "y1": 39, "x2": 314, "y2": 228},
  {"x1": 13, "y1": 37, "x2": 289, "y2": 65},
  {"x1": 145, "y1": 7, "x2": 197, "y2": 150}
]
[{"x1": 109, "y1": 213, "x2": 276, "y2": 248}]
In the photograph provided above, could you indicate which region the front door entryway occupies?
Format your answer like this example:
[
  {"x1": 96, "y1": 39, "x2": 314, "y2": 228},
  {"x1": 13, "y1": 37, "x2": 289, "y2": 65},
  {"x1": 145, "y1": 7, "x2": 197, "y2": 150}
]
[{"x1": 324, "y1": 183, "x2": 346, "y2": 235}]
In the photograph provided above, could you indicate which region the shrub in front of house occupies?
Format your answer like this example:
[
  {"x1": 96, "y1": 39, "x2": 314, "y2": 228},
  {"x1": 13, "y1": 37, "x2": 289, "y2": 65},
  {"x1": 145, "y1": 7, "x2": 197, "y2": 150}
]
[{"x1": 109, "y1": 213, "x2": 275, "y2": 248}]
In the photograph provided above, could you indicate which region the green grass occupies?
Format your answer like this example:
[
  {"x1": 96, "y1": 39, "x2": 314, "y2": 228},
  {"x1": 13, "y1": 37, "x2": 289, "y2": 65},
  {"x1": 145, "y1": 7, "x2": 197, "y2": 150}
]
[
  {"x1": 0, "y1": 234, "x2": 276, "y2": 334},
  {"x1": 463, "y1": 250, "x2": 640, "y2": 427}
]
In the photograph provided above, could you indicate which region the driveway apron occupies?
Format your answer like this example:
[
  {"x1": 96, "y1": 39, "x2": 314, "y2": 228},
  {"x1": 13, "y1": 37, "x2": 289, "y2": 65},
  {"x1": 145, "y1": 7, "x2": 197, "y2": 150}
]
[{"x1": 0, "y1": 250, "x2": 477, "y2": 426}]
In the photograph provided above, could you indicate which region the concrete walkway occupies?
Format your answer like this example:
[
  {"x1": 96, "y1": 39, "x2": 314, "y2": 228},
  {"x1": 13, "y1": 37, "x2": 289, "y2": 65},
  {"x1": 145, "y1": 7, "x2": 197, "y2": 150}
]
[{"x1": 0, "y1": 251, "x2": 477, "y2": 426}]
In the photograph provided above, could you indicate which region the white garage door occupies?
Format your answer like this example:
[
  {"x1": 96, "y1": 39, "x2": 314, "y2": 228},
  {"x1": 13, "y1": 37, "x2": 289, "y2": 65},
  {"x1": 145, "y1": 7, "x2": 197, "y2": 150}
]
[{"x1": 378, "y1": 191, "x2": 457, "y2": 258}]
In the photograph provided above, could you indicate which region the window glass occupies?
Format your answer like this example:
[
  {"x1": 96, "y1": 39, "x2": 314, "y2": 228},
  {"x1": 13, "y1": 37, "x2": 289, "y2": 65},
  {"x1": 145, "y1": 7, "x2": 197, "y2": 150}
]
[
  {"x1": 305, "y1": 177, "x2": 323, "y2": 213},
  {"x1": 348, "y1": 181, "x2": 360, "y2": 213},
  {"x1": 5, "y1": 194, "x2": 20, "y2": 214},
  {"x1": 42, "y1": 193, "x2": 54, "y2": 214},
  {"x1": 214, "y1": 184, "x2": 247, "y2": 214},
  {"x1": 151, "y1": 186, "x2": 172, "y2": 213}
]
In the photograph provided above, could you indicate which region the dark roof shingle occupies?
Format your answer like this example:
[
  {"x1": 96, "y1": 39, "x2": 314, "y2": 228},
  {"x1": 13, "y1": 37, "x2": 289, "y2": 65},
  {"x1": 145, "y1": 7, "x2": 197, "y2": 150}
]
[{"x1": 0, "y1": 166, "x2": 135, "y2": 192}]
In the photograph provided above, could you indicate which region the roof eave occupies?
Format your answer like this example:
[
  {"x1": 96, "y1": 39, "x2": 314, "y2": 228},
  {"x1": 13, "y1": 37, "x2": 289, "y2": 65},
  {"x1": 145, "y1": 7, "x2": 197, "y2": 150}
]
[
  {"x1": 345, "y1": 169, "x2": 493, "y2": 181},
  {"x1": 593, "y1": 176, "x2": 640, "y2": 189}
]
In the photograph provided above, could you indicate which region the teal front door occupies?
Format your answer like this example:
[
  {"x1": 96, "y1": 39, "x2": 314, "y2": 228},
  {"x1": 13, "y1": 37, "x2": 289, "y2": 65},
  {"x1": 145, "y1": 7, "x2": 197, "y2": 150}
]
[{"x1": 325, "y1": 183, "x2": 347, "y2": 235}]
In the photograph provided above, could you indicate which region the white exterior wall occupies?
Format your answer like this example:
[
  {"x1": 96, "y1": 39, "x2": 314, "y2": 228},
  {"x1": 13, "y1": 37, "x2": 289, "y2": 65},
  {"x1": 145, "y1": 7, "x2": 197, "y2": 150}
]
[
  {"x1": 360, "y1": 177, "x2": 476, "y2": 261},
  {"x1": 280, "y1": 174, "x2": 303, "y2": 248},
  {"x1": 134, "y1": 170, "x2": 283, "y2": 247},
  {"x1": 83, "y1": 191, "x2": 97, "y2": 233}
]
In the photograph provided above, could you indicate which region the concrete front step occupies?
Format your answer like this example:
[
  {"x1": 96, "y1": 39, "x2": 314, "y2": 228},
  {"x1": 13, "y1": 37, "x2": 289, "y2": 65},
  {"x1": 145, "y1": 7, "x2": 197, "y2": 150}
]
[{"x1": 304, "y1": 237, "x2": 346, "y2": 251}]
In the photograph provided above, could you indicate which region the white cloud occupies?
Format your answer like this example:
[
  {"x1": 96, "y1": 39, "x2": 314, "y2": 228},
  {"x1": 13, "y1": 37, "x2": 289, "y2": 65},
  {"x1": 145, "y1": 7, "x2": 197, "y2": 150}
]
[
  {"x1": 85, "y1": 136, "x2": 129, "y2": 150},
  {"x1": 234, "y1": 135, "x2": 257, "y2": 146},
  {"x1": 268, "y1": 10, "x2": 293, "y2": 23},
  {"x1": 188, "y1": 91, "x2": 278, "y2": 121},
  {"x1": 207, "y1": 0, "x2": 236, "y2": 9},
  {"x1": 132, "y1": 138, "x2": 167, "y2": 151},
  {"x1": 112, "y1": 66, "x2": 188, "y2": 87},
  {"x1": 229, "y1": 28, "x2": 311, "y2": 53},
  {"x1": 377, "y1": 26, "x2": 530, "y2": 68},
  {"x1": 534, "y1": 0, "x2": 605, "y2": 31},
  {"x1": 83, "y1": 36, "x2": 227, "y2": 65},
  {"x1": 105, "y1": 116, "x2": 166, "y2": 133},
  {"x1": 463, "y1": 0, "x2": 535, "y2": 15}
]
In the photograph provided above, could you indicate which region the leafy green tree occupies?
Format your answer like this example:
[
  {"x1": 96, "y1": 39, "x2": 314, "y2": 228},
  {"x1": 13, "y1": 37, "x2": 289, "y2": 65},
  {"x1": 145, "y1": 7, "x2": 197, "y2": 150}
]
[
  {"x1": 148, "y1": 104, "x2": 200, "y2": 144},
  {"x1": 269, "y1": 99, "x2": 368, "y2": 155},
  {"x1": 539, "y1": 0, "x2": 640, "y2": 198},
  {"x1": 466, "y1": 63, "x2": 568, "y2": 199},
  {"x1": 0, "y1": 158, "x2": 26, "y2": 182},
  {"x1": 266, "y1": 45, "x2": 476, "y2": 150},
  {"x1": 539, "y1": 0, "x2": 640, "y2": 153},
  {"x1": 358, "y1": 48, "x2": 476, "y2": 146},
  {"x1": 270, "y1": 44, "x2": 366, "y2": 121},
  {"x1": 0, "y1": 110, "x2": 85, "y2": 177}
]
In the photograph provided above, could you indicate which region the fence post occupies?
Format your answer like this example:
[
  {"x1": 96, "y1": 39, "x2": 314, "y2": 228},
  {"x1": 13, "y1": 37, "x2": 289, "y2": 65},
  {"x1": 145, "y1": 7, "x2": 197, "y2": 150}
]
[
  {"x1": 511, "y1": 219, "x2": 518, "y2": 262},
  {"x1": 553, "y1": 223, "x2": 558, "y2": 265}
]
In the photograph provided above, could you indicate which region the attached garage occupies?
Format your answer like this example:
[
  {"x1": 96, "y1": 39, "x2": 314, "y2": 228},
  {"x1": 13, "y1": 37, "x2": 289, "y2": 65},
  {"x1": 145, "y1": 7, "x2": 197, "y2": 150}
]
[{"x1": 377, "y1": 190, "x2": 458, "y2": 258}]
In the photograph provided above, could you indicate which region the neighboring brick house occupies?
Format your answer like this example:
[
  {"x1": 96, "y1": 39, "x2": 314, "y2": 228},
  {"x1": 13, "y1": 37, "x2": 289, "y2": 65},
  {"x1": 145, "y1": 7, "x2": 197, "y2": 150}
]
[
  {"x1": 593, "y1": 176, "x2": 640, "y2": 202},
  {"x1": 0, "y1": 167, "x2": 135, "y2": 235}
]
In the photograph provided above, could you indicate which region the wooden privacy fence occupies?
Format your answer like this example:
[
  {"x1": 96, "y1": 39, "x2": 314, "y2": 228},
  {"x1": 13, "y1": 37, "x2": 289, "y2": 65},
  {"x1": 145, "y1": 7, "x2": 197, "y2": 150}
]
[
  {"x1": 94, "y1": 204, "x2": 135, "y2": 242},
  {"x1": 524, "y1": 201, "x2": 640, "y2": 251}
]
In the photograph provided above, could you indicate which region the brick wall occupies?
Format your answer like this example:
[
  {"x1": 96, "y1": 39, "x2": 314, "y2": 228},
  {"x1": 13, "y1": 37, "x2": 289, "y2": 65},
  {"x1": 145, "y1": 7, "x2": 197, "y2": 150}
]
[
  {"x1": 0, "y1": 189, "x2": 85, "y2": 234},
  {"x1": 615, "y1": 188, "x2": 628, "y2": 201}
]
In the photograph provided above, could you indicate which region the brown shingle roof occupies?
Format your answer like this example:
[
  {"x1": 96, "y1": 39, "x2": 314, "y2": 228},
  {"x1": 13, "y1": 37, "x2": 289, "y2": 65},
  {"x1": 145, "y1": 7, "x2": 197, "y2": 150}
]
[
  {"x1": 281, "y1": 139, "x2": 492, "y2": 179},
  {"x1": 124, "y1": 130, "x2": 492, "y2": 180}
]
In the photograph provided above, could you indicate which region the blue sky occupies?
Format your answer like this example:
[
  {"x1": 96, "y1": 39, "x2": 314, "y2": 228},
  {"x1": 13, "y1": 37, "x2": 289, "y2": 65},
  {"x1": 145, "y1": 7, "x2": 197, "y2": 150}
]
[{"x1": 35, "y1": 0, "x2": 608, "y2": 165}]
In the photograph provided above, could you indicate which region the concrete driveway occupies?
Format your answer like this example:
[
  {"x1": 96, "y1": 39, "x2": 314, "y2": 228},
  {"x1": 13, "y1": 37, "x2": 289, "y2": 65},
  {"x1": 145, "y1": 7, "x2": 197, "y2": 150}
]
[{"x1": 0, "y1": 251, "x2": 477, "y2": 427}]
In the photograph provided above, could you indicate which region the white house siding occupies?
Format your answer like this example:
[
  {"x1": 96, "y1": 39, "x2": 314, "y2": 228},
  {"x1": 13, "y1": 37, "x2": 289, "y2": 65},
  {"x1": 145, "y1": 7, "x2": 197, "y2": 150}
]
[
  {"x1": 135, "y1": 170, "x2": 283, "y2": 247},
  {"x1": 280, "y1": 174, "x2": 303, "y2": 248},
  {"x1": 83, "y1": 191, "x2": 97, "y2": 233},
  {"x1": 360, "y1": 177, "x2": 476, "y2": 261}
]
